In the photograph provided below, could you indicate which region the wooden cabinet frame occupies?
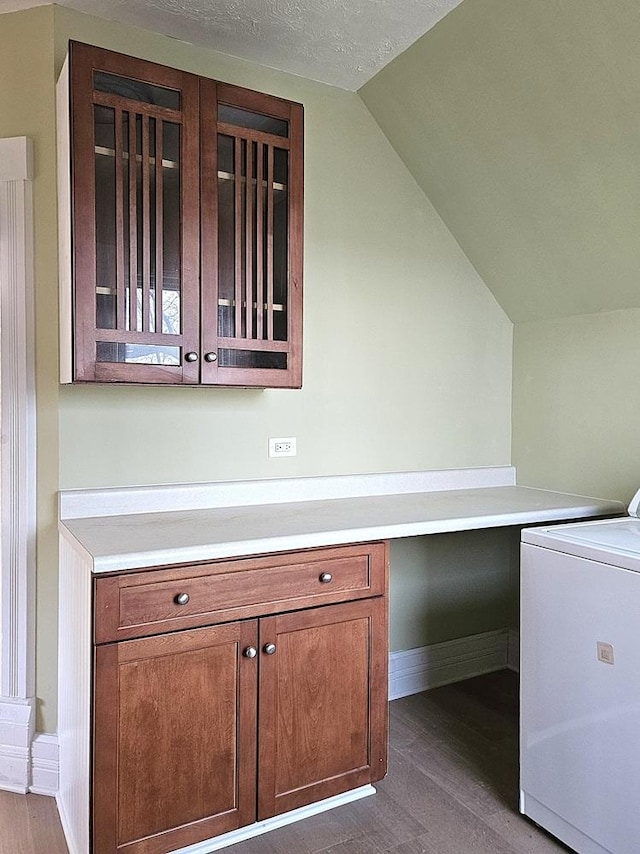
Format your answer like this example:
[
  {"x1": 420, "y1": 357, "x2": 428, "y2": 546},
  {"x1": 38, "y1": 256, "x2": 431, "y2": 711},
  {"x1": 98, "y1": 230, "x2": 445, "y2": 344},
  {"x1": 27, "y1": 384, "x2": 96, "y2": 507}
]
[
  {"x1": 257, "y1": 598, "x2": 388, "y2": 819},
  {"x1": 61, "y1": 42, "x2": 303, "y2": 388},
  {"x1": 93, "y1": 622, "x2": 258, "y2": 854},
  {"x1": 91, "y1": 542, "x2": 388, "y2": 854},
  {"x1": 68, "y1": 43, "x2": 201, "y2": 385},
  {"x1": 200, "y1": 79, "x2": 304, "y2": 388}
]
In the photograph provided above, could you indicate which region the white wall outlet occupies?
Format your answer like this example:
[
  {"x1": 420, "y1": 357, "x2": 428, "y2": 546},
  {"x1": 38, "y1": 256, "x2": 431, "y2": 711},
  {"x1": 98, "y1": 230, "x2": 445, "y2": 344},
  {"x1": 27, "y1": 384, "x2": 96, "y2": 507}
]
[
  {"x1": 269, "y1": 437, "x2": 297, "y2": 458},
  {"x1": 597, "y1": 641, "x2": 614, "y2": 665}
]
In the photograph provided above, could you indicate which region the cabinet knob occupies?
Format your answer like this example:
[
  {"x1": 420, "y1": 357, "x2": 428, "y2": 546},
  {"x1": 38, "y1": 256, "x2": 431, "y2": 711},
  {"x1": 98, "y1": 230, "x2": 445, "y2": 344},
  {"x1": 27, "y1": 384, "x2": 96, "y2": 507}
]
[
  {"x1": 263, "y1": 642, "x2": 277, "y2": 655},
  {"x1": 175, "y1": 592, "x2": 190, "y2": 605},
  {"x1": 319, "y1": 572, "x2": 333, "y2": 584},
  {"x1": 184, "y1": 352, "x2": 198, "y2": 363},
  {"x1": 204, "y1": 352, "x2": 217, "y2": 362},
  {"x1": 243, "y1": 646, "x2": 257, "y2": 659}
]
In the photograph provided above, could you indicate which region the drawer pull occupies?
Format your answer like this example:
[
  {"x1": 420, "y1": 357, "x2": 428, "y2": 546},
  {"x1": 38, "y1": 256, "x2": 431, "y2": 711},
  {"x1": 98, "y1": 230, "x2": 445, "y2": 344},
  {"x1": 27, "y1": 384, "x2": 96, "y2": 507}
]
[
  {"x1": 263, "y1": 642, "x2": 277, "y2": 655},
  {"x1": 175, "y1": 592, "x2": 190, "y2": 605},
  {"x1": 319, "y1": 572, "x2": 333, "y2": 584},
  {"x1": 243, "y1": 646, "x2": 257, "y2": 659}
]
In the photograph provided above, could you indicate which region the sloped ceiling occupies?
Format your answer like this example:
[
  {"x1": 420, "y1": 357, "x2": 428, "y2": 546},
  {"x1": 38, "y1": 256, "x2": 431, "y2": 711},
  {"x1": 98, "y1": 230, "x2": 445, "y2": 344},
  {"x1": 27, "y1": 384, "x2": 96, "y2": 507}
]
[
  {"x1": 360, "y1": 0, "x2": 640, "y2": 322},
  {"x1": 0, "y1": 0, "x2": 463, "y2": 90}
]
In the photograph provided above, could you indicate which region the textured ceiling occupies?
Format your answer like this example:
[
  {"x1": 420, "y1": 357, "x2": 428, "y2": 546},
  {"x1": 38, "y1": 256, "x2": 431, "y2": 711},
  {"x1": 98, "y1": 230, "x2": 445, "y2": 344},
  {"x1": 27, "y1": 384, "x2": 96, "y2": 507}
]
[{"x1": 0, "y1": 0, "x2": 464, "y2": 89}]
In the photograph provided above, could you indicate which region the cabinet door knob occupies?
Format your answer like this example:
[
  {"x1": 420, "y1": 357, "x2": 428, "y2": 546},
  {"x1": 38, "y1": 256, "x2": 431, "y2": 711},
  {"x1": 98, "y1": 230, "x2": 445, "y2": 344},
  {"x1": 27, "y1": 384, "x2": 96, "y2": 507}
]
[
  {"x1": 175, "y1": 592, "x2": 190, "y2": 605},
  {"x1": 184, "y1": 352, "x2": 199, "y2": 363},
  {"x1": 243, "y1": 646, "x2": 257, "y2": 659},
  {"x1": 263, "y1": 642, "x2": 277, "y2": 655},
  {"x1": 204, "y1": 352, "x2": 217, "y2": 362},
  {"x1": 319, "y1": 572, "x2": 333, "y2": 584}
]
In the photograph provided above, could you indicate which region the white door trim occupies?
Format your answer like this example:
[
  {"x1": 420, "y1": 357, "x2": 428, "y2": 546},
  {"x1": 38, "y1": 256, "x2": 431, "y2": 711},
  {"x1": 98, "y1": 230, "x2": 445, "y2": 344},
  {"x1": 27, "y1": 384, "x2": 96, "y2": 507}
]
[{"x1": 0, "y1": 136, "x2": 37, "y2": 793}]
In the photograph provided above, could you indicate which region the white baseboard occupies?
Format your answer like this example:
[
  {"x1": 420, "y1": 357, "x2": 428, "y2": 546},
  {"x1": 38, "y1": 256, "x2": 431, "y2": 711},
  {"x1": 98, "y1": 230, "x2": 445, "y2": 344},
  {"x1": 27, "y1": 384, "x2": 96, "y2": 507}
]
[
  {"x1": 0, "y1": 698, "x2": 56, "y2": 795},
  {"x1": 0, "y1": 696, "x2": 35, "y2": 793},
  {"x1": 30, "y1": 733, "x2": 59, "y2": 796},
  {"x1": 389, "y1": 629, "x2": 512, "y2": 701}
]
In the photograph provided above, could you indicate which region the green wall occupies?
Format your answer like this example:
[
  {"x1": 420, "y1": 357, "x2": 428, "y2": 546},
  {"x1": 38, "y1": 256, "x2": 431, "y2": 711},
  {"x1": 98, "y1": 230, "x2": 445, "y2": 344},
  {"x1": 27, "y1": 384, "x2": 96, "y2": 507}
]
[
  {"x1": 361, "y1": 0, "x2": 640, "y2": 550},
  {"x1": 0, "y1": 6, "x2": 513, "y2": 732},
  {"x1": 360, "y1": 0, "x2": 640, "y2": 323},
  {"x1": 513, "y1": 310, "x2": 640, "y2": 505},
  {"x1": 54, "y1": 6, "x2": 512, "y2": 489},
  {"x1": 390, "y1": 529, "x2": 516, "y2": 651},
  {"x1": 0, "y1": 6, "x2": 60, "y2": 738}
]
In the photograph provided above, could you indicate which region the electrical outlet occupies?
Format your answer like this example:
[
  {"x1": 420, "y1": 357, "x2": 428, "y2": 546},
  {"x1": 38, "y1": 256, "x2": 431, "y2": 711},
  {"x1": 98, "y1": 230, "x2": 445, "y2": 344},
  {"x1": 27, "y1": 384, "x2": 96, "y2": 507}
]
[
  {"x1": 597, "y1": 641, "x2": 614, "y2": 665},
  {"x1": 269, "y1": 437, "x2": 297, "y2": 457}
]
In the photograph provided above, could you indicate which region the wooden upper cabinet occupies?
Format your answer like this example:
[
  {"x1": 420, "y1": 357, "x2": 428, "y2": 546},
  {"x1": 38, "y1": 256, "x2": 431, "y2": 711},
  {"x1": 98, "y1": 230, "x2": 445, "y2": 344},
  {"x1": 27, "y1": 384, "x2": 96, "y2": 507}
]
[
  {"x1": 61, "y1": 42, "x2": 303, "y2": 387},
  {"x1": 67, "y1": 43, "x2": 201, "y2": 385},
  {"x1": 200, "y1": 80, "x2": 303, "y2": 387}
]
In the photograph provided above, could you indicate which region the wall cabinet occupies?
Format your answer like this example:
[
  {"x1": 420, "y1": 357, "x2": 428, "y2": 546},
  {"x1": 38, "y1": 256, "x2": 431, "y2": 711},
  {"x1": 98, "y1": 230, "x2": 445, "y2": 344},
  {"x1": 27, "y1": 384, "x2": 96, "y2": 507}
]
[
  {"x1": 61, "y1": 42, "x2": 303, "y2": 387},
  {"x1": 91, "y1": 542, "x2": 388, "y2": 854}
]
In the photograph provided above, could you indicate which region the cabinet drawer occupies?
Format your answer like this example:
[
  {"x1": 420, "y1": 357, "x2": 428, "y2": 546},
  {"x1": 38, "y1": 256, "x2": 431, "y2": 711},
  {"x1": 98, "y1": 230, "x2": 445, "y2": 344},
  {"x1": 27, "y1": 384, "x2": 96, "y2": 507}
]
[{"x1": 94, "y1": 542, "x2": 388, "y2": 643}]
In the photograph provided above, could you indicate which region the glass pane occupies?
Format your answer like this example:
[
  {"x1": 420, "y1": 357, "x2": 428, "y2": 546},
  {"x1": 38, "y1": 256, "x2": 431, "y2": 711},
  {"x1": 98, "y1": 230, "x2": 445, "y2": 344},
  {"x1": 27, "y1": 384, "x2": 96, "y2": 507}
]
[
  {"x1": 149, "y1": 118, "x2": 157, "y2": 332},
  {"x1": 162, "y1": 122, "x2": 181, "y2": 334},
  {"x1": 273, "y1": 147, "x2": 288, "y2": 187},
  {"x1": 95, "y1": 106, "x2": 117, "y2": 329},
  {"x1": 218, "y1": 349, "x2": 287, "y2": 369},
  {"x1": 261, "y1": 147, "x2": 269, "y2": 336},
  {"x1": 273, "y1": 149, "x2": 289, "y2": 341},
  {"x1": 95, "y1": 104, "x2": 115, "y2": 150},
  {"x1": 249, "y1": 140, "x2": 258, "y2": 336},
  {"x1": 122, "y1": 112, "x2": 131, "y2": 324},
  {"x1": 94, "y1": 71, "x2": 180, "y2": 110},
  {"x1": 273, "y1": 308, "x2": 287, "y2": 342},
  {"x1": 218, "y1": 134, "x2": 234, "y2": 175},
  {"x1": 218, "y1": 104, "x2": 288, "y2": 138},
  {"x1": 96, "y1": 293, "x2": 117, "y2": 330},
  {"x1": 217, "y1": 135, "x2": 235, "y2": 337},
  {"x1": 135, "y1": 114, "x2": 143, "y2": 332},
  {"x1": 159, "y1": 289, "x2": 181, "y2": 335},
  {"x1": 96, "y1": 342, "x2": 181, "y2": 365},
  {"x1": 163, "y1": 121, "x2": 180, "y2": 165}
]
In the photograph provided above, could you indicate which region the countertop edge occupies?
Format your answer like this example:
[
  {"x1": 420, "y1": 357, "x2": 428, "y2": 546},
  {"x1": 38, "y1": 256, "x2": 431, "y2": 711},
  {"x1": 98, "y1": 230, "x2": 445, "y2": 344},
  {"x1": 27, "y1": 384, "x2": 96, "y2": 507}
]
[{"x1": 59, "y1": 486, "x2": 625, "y2": 574}]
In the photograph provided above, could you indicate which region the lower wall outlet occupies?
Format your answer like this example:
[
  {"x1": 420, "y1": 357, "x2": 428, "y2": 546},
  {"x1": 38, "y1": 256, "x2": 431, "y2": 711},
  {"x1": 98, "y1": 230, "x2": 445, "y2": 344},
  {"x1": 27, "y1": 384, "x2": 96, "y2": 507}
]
[{"x1": 269, "y1": 437, "x2": 297, "y2": 457}]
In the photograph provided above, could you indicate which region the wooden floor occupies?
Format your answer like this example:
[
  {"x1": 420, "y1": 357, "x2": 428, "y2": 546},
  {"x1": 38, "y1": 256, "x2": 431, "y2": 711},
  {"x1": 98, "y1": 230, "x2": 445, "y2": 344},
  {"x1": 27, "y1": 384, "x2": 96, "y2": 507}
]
[{"x1": 0, "y1": 670, "x2": 569, "y2": 854}]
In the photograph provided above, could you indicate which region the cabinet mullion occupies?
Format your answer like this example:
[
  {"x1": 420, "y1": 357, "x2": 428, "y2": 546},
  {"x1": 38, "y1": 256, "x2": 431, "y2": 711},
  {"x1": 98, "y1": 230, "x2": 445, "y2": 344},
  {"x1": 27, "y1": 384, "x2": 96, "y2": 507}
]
[
  {"x1": 245, "y1": 139, "x2": 254, "y2": 340},
  {"x1": 128, "y1": 112, "x2": 138, "y2": 334},
  {"x1": 141, "y1": 114, "x2": 151, "y2": 332},
  {"x1": 234, "y1": 137, "x2": 243, "y2": 339},
  {"x1": 114, "y1": 107, "x2": 126, "y2": 331},
  {"x1": 255, "y1": 141, "x2": 264, "y2": 341},
  {"x1": 155, "y1": 119, "x2": 164, "y2": 336},
  {"x1": 266, "y1": 144, "x2": 274, "y2": 341}
]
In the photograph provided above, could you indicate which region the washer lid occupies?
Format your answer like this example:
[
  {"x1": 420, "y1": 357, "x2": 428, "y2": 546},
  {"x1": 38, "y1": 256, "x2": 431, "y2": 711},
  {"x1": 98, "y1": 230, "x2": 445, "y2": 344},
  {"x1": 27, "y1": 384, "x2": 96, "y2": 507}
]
[
  {"x1": 522, "y1": 516, "x2": 640, "y2": 569},
  {"x1": 544, "y1": 518, "x2": 640, "y2": 551}
]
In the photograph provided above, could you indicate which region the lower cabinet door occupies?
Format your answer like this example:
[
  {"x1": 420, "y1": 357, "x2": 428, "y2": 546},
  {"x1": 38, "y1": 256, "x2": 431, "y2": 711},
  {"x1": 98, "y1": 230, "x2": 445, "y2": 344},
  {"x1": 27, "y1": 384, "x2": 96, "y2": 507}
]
[
  {"x1": 93, "y1": 620, "x2": 258, "y2": 854},
  {"x1": 257, "y1": 597, "x2": 388, "y2": 819}
]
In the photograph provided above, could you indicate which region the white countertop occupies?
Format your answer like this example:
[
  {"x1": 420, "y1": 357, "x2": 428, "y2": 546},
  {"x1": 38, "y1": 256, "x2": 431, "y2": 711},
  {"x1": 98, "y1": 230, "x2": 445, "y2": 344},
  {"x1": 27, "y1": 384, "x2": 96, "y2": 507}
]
[{"x1": 59, "y1": 482, "x2": 624, "y2": 573}]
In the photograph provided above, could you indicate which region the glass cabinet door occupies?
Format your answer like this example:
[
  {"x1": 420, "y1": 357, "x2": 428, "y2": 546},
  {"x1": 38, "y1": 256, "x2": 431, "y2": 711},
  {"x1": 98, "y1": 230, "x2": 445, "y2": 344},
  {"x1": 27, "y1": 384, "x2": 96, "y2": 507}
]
[
  {"x1": 70, "y1": 43, "x2": 200, "y2": 383},
  {"x1": 200, "y1": 81, "x2": 303, "y2": 388}
]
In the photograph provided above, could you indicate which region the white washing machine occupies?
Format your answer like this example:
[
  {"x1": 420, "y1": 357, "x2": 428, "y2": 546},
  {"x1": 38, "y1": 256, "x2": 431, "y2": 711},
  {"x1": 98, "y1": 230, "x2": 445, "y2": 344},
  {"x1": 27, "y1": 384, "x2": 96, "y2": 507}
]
[{"x1": 520, "y1": 494, "x2": 640, "y2": 854}]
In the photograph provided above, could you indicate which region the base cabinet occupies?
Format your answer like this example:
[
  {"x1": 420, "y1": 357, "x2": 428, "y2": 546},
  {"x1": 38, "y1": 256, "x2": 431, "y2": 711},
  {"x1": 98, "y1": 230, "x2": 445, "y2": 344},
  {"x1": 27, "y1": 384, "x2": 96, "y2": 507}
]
[
  {"x1": 91, "y1": 543, "x2": 389, "y2": 854},
  {"x1": 257, "y1": 599, "x2": 387, "y2": 820},
  {"x1": 93, "y1": 621, "x2": 258, "y2": 854}
]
